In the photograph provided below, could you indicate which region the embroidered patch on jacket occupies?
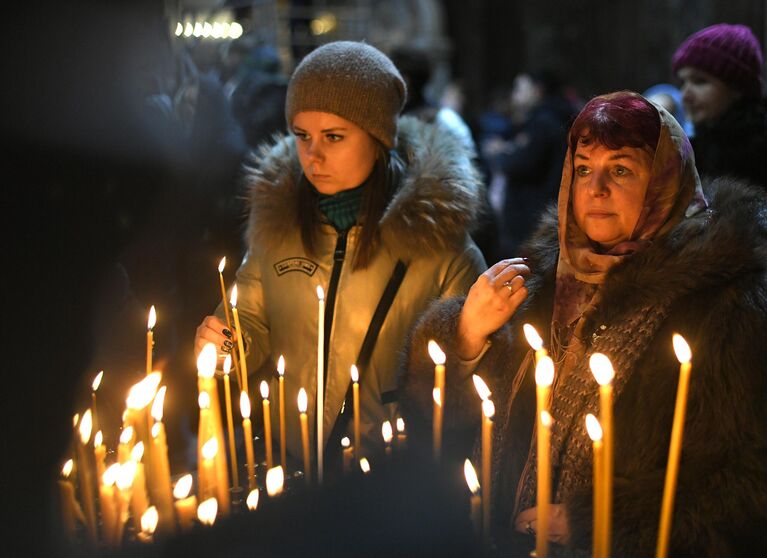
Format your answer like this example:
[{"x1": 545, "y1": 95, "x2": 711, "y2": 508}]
[{"x1": 274, "y1": 257, "x2": 318, "y2": 277}]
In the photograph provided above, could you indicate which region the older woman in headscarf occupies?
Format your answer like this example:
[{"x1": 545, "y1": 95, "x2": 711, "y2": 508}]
[{"x1": 399, "y1": 91, "x2": 767, "y2": 556}]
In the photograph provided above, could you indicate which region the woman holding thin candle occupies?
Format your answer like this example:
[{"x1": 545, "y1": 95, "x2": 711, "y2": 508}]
[
  {"x1": 400, "y1": 91, "x2": 767, "y2": 556},
  {"x1": 194, "y1": 41, "x2": 486, "y2": 469}
]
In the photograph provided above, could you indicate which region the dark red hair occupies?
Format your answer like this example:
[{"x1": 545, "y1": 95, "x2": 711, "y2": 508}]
[{"x1": 568, "y1": 91, "x2": 660, "y2": 153}]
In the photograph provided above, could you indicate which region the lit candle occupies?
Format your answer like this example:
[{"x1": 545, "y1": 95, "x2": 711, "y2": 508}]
[
  {"x1": 99, "y1": 463, "x2": 119, "y2": 547},
  {"x1": 114, "y1": 459, "x2": 137, "y2": 546},
  {"x1": 93, "y1": 430, "x2": 106, "y2": 485},
  {"x1": 76, "y1": 410, "x2": 97, "y2": 544},
  {"x1": 535, "y1": 355, "x2": 555, "y2": 558},
  {"x1": 428, "y1": 340, "x2": 446, "y2": 461},
  {"x1": 298, "y1": 388, "x2": 311, "y2": 485},
  {"x1": 464, "y1": 458, "x2": 481, "y2": 536},
  {"x1": 218, "y1": 257, "x2": 242, "y2": 390},
  {"x1": 260, "y1": 380, "x2": 274, "y2": 469},
  {"x1": 277, "y1": 356, "x2": 287, "y2": 470},
  {"x1": 126, "y1": 371, "x2": 162, "y2": 453},
  {"x1": 138, "y1": 506, "x2": 158, "y2": 543},
  {"x1": 523, "y1": 323, "x2": 548, "y2": 363},
  {"x1": 351, "y1": 365, "x2": 361, "y2": 457},
  {"x1": 197, "y1": 497, "x2": 218, "y2": 527},
  {"x1": 586, "y1": 414, "x2": 604, "y2": 558},
  {"x1": 173, "y1": 474, "x2": 197, "y2": 531},
  {"x1": 266, "y1": 466, "x2": 284, "y2": 497},
  {"x1": 341, "y1": 436, "x2": 353, "y2": 474},
  {"x1": 221, "y1": 355, "x2": 239, "y2": 490},
  {"x1": 382, "y1": 421, "x2": 393, "y2": 457},
  {"x1": 481, "y1": 399, "x2": 495, "y2": 547},
  {"x1": 316, "y1": 286, "x2": 325, "y2": 484},
  {"x1": 150, "y1": 387, "x2": 175, "y2": 533},
  {"x1": 230, "y1": 285, "x2": 250, "y2": 395},
  {"x1": 246, "y1": 488, "x2": 260, "y2": 511},
  {"x1": 472, "y1": 374, "x2": 491, "y2": 402},
  {"x1": 359, "y1": 458, "x2": 371, "y2": 474},
  {"x1": 146, "y1": 305, "x2": 156, "y2": 376},
  {"x1": 396, "y1": 418, "x2": 407, "y2": 449},
  {"x1": 240, "y1": 391, "x2": 257, "y2": 491},
  {"x1": 117, "y1": 426, "x2": 134, "y2": 464},
  {"x1": 91, "y1": 371, "x2": 103, "y2": 436},
  {"x1": 590, "y1": 353, "x2": 615, "y2": 558},
  {"x1": 656, "y1": 334, "x2": 693, "y2": 558},
  {"x1": 129, "y1": 442, "x2": 150, "y2": 534},
  {"x1": 200, "y1": 437, "x2": 219, "y2": 503},
  {"x1": 58, "y1": 459, "x2": 85, "y2": 541}
]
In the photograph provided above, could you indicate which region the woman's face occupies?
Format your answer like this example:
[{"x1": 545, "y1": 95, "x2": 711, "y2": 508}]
[
  {"x1": 572, "y1": 142, "x2": 653, "y2": 250},
  {"x1": 292, "y1": 111, "x2": 378, "y2": 195},
  {"x1": 677, "y1": 66, "x2": 740, "y2": 125}
]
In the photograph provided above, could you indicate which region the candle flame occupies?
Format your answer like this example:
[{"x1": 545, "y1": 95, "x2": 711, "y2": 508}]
[
  {"x1": 472, "y1": 374, "x2": 491, "y2": 400},
  {"x1": 223, "y1": 354, "x2": 232, "y2": 375},
  {"x1": 382, "y1": 420, "x2": 393, "y2": 443},
  {"x1": 246, "y1": 489, "x2": 260, "y2": 510},
  {"x1": 152, "y1": 423, "x2": 161, "y2": 439},
  {"x1": 541, "y1": 410, "x2": 552, "y2": 428},
  {"x1": 197, "y1": 497, "x2": 218, "y2": 526},
  {"x1": 523, "y1": 323, "x2": 544, "y2": 350},
  {"x1": 116, "y1": 460, "x2": 137, "y2": 491},
  {"x1": 141, "y1": 506, "x2": 159, "y2": 534},
  {"x1": 94, "y1": 430, "x2": 103, "y2": 448},
  {"x1": 196, "y1": 343, "x2": 217, "y2": 379},
  {"x1": 173, "y1": 474, "x2": 193, "y2": 499},
  {"x1": 585, "y1": 413, "x2": 603, "y2": 441},
  {"x1": 432, "y1": 387, "x2": 442, "y2": 407},
  {"x1": 92, "y1": 370, "x2": 104, "y2": 392},
  {"x1": 396, "y1": 418, "x2": 405, "y2": 433},
  {"x1": 121, "y1": 409, "x2": 129, "y2": 424},
  {"x1": 73, "y1": 413, "x2": 79, "y2": 428},
  {"x1": 132, "y1": 441, "x2": 145, "y2": 462},
  {"x1": 316, "y1": 285, "x2": 325, "y2": 301},
  {"x1": 218, "y1": 257, "x2": 226, "y2": 273},
  {"x1": 297, "y1": 388, "x2": 307, "y2": 413},
  {"x1": 341, "y1": 436, "x2": 351, "y2": 448},
  {"x1": 147, "y1": 305, "x2": 157, "y2": 330},
  {"x1": 589, "y1": 353, "x2": 615, "y2": 385},
  {"x1": 265, "y1": 466, "x2": 284, "y2": 496},
  {"x1": 119, "y1": 426, "x2": 134, "y2": 445},
  {"x1": 482, "y1": 399, "x2": 495, "y2": 419},
  {"x1": 240, "y1": 391, "x2": 251, "y2": 418},
  {"x1": 201, "y1": 437, "x2": 218, "y2": 460},
  {"x1": 672, "y1": 333, "x2": 692, "y2": 364},
  {"x1": 62, "y1": 459, "x2": 74, "y2": 478},
  {"x1": 103, "y1": 463, "x2": 120, "y2": 487},
  {"x1": 359, "y1": 458, "x2": 371, "y2": 474},
  {"x1": 463, "y1": 459, "x2": 480, "y2": 494},
  {"x1": 277, "y1": 355, "x2": 285, "y2": 376},
  {"x1": 127, "y1": 372, "x2": 162, "y2": 410},
  {"x1": 350, "y1": 364, "x2": 359, "y2": 383},
  {"x1": 230, "y1": 284, "x2": 238, "y2": 307},
  {"x1": 198, "y1": 391, "x2": 211, "y2": 410},
  {"x1": 79, "y1": 409, "x2": 93, "y2": 444},
  {"x1": 260, "y1": 380, "x2": 270, "y2": 400},
  {"x1": 427, "y1": 340, "x2": 446, "y2": 365},
  {"x1": 535, "y1": 355, "x2": 555, "y2": 387},
  {"x1": 151, "y1": 386, "x2": 167, "y2": 421}
]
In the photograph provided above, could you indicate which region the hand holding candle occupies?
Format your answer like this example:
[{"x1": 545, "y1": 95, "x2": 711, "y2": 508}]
[
  {"x1": 260, "y1": 380, "x2": 273, "y2": 469},
  {"x1": 428, "y1": 340, "x2": 446, "y2": 461},
  {"x1": 535, "y1": 355, "x2": 555, "y2": 557}
]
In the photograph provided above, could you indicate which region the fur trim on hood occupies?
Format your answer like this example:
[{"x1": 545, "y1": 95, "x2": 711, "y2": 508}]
[{"x1": 241, "y1": 116, "x2": 484, "y2": 260}]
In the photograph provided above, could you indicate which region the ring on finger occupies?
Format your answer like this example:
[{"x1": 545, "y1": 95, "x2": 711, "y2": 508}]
[
  {"x1": 503, "y1": 280, "x2": 514, "y2": 293},
  {"x1": 526, "y1": 521, "x2": 535, "y2": 535}
]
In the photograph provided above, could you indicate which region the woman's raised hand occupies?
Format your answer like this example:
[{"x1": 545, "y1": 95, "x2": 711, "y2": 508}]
[
  {"x1": 456, "y1": 258, "x2": 530, "y2": 359},
  {"x1": 194, "y1": 315, "x2": 234, "y2": 361}
]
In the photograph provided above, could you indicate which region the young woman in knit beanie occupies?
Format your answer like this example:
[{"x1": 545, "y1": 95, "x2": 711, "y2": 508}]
[
  {"x1": 194, "y1": 41, "x2": 486, "y2": 472},
  {"x1": 672, "y1": 22, "x2": 767, "y2": 189}
]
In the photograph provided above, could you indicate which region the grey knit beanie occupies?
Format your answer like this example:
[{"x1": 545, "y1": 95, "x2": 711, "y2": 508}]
[{"x1": 285, "y1": 41, "x2": 407, "y2": 149}]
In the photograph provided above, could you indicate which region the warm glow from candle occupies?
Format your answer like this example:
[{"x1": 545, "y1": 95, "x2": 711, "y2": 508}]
[
  {"x1": 103, "y1": 463, "x2": 120, "y2": 486},
  {"x1": 230, "y1": 284, "x2": 238, "y2": 307},
  {"x1": 151, "y1": 386, "x2": 166, "y2": 421},
  {"x1": 297, "y1": 388, "x2": 307, "y2": 413},
  {"x1": 316, "y1": 285, "x2": 325, "y2": 301},
  {"x1": 62, "y1": 459, "x2": 74, "y2": 478},
  {"x1": 127, "y1": 372, "x2": 162, "y2": 410},
  {"x1": 432, "y1": 387, "x2": 442, "y2": 406},
  {"x1": 117, "y1": 460, "x2": 137, "y2": 490},
  {"x1": 396, "y1": 418, "x2": 405, "y2": 433},
  {"x1": 141, "y1": 506, "x2": 158, "y2": 534},
  {"x1": 119, "y1": 426, "x2": 134, "y2": 445},
  {"x1": 523, "y1": 323, "x2": 543, "y2": 350},
  {"x1": 277, "y1": 355, "x2": 285, "y2": 377},
  {"x1": 260, "y1": 380, "x2": 269, "y2": 399},
  {"x1": 427, "y1": 340, "x2": 446, "y2": 365},
  {"x1": 152, "y1": 423, "x2": 160, "y2": 439},
  {"x1": 246, "y1": 489, "x2": 260, "y2": 510},
  {"x1": 472, "y1": 374, "x2": 491, "y2": 400},
  {"x1": 341, "y1": 436, "x2": 350, "y2": 448},
  {"x1": 94, "y1": 430, "x2": 103, "y2": 448},
  {"x1": 198, "y1": 392, "x2": 210, "y2": 410},
  {"x1": 132, "y1": 441, "x2": 145, "y2": 462},
  {"x1": 589, "y1": 353, "x2": 615, "y2": 385},
  {"x1": 266, "y1": 466, "x2": 284, "y2": 496},
  {"x1": 147, "y1": 306, "x2": 157, "y2": 330},
  {"x1": 197, "y1": 498, "x2": 218, "y2": 525},
  {"x1": 464, "y1": 459, "x2": 480, "y2": 494},
  {"x1": 586, "y1": 413, "x2": 603, "y2": 441},
  {"x1": 240, "y1": 391, "x2": 251, "y2": 418},
  {"x1": 359, "y1": 458, "x2": 371, "y2": 473},
  {"x1": 672, "y1": 334, "x2": 691, "y2": 364},
  {"x1": 92, "y1": 371, "x2": 103, "y2": 392},
  {"x1": 79, "y1": 409, "x2": 93, "y2": 444},
  {"x1": 201, "y1": 438, "x2": 218, "y2": 460},
  {"x1": 541, "y1": 410, "x2": 552, "y2": 428},
  {"x1": 197, "y1": 343, "x2": 217, "y2": 379},
  {"x1": 482, "y1": 399, "x2": 495, "y2": 419},
  {"x1": 382, "y1": 421, "x2": 393, "y2": 443},
  {"x1": 350, "y1": 364, "x2": 359, "y2": 383},
  {"x1": 535, "y1": 355, "x2": 555, "y2": 387},
  {"x1": 173, "y1": 474, "x2": 193, "y2": 499},
  {"x1": 223, "y1": 354, "x2": 232, "y2": 375},
  {"x1": 218, "y1": 257, "x2": 226, "y2": 274},
  {"x1": 73, "y1": 413, "x2": 79, "y2": 428}
]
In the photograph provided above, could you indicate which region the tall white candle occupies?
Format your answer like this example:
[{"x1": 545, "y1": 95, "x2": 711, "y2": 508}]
[{"x1": 316, "y1": 286, "x2": 325, "y2": 484}]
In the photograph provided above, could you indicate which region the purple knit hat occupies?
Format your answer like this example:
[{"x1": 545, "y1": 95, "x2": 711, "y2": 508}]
[{"x1": 672, "y1": 23, "x2": 764, "y2": 99}]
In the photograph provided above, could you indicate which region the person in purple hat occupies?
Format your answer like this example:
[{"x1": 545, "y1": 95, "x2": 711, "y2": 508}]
[{"x1": 672, "y1": 23, "x2": 767, "y2": 189}]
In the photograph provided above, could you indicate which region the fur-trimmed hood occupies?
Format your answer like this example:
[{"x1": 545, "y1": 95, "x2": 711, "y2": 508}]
[{"x1": 241, "y1": 115, "x2": 484, "y2": 260}]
